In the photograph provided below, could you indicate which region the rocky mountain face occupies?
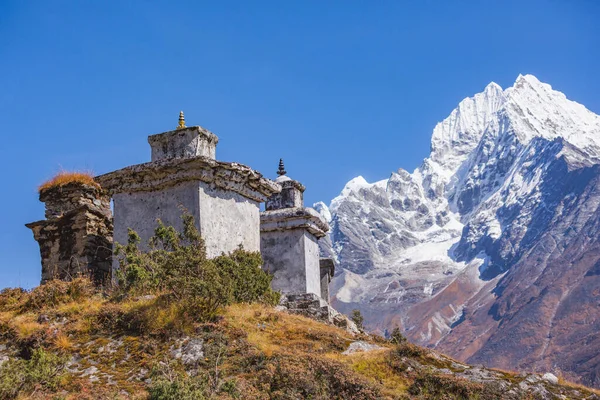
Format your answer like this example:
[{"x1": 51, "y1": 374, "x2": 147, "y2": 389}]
[{"x1": 317, "y1": 74, "x2": 600, "y2": 388}]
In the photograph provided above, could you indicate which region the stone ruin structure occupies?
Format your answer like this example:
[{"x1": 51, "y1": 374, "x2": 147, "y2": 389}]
[
  {"x1": 25, "y1": 182, "x2": 113, "y2": 285},
  {"x1": 27, "y1": 112, "x2": 356, "y2": 331}
]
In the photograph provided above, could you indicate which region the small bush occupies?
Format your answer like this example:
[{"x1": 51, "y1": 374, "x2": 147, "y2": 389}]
[
  {"x1": 0, "y1": 348, "x2": 67, "y2": 399},
  {"x1": 389, "y1": 326, "x2": 407, "y2": 345},
  {"x1": 395, "y1": 342, "x2": 427, "y2": 359},
  {"x1": 148, "y1": 377, "x2": 209, "y2": 400},
  {"x1": 258, "y1": 355, "x2": 382, "y2": 399},
  {"x1": 52, "y1": 333, "x2": 74, "y2": 352},
  {"x1": 350, "y1": 309, "x2": 364, "y2": 331},
  {"x1": 213, "y1": 248, "x2": 281, "y2": 305},
  {"x1": 92, "y1": 301, "x2": 156, "y2": 335},
  {"x1": 148, "y1": 363, "x2": 209, "y2": 400},
  {"x1": 0, "y1": 320, "x2": 15, "y2": 341},
  {"x1": 114, "y1": 214, "x2": 279, "y2": 322}
]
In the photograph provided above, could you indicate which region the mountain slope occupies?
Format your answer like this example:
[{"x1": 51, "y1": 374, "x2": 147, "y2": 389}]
[
  {"x1": 1, "y1": 279, "x2": 599, "y2": 399},
  {"x1": 318, "y1": 74, "x2": 600, "y2": 387}
]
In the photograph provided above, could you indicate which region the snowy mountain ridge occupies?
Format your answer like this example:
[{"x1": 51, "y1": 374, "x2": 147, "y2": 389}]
[{"x1": 316, "y1": 74, "x2": 600, "y2": 343}]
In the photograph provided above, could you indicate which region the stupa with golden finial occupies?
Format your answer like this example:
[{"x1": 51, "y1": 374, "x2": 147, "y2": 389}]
[{"x1": 177, "y1": 111, "x2": 186, "y2": 129}]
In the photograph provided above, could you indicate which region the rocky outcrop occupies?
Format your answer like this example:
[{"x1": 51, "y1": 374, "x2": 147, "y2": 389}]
[{"x1": 279, "y1": 293, "x2": 360, "y2": 334}]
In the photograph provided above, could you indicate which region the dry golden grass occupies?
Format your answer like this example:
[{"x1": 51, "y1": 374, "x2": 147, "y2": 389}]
[
  {"x1": 56, "y1": 297, "x2": 104, "y2": 318},
  {"x1": 223, "y1": 303, "x2": 408, "y2": 397},
  {"x1": 3, "y1": 289, "x2": 600, "y2": 399},
  {"x1": 38, "y1": 171, "x2": 99, "y2": 193},
  {"x1": 225, "y1": 303, "x2": 356, "y2": 356},
  {"x1": 558, "y1": 375, "x2": 600, "y2": 395},
  {"x1": 11, "y1": 314, "x2": 43, "y2": 339},
  {"x1": 53, "y1": 333, "x2": 74, "y2": 352},
  {"x1": 343, "y1": 351, "x2": 409, "y2": 396},
  {"x1": 0, "y1": 311, "x2": 15, "y2": 324}
]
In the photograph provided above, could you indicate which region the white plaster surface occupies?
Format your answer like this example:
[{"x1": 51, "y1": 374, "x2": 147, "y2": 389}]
[
  {"x1": 260, "y1": 229, "x2": 321, "y2": 296},
  {"x1": 198, "y1": 182, "x2": 260, "y2": 257},
  {"x1": 112, "y1": 181, "x2": 200, "y2": 253},
  {"x1": 112, "y1": 180, "x2": 260, "y2": 263},
  {"x1": 303, "y1": 233, "x2": 321, "y2": 295}
]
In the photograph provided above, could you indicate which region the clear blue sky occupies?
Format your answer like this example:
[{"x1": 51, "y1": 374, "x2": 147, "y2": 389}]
[{"x1": 1, "y1": 0, "x2": 598, "y2": 289}]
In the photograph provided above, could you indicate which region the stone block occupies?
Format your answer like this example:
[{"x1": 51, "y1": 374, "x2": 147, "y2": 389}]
[
  {"x1": 266, "y1": 177, "x2": 305, "y2": 210},
  {"x1": 148, "y1": 126, "x2": 218, "y2": 161},
  {"x1": 319, "y1": 258, "x2": 335, "y2": 303}
]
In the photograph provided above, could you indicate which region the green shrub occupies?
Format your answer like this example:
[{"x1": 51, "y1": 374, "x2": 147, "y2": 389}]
[
  {"x1": 0, "y1": 349, "x2": 67, "y2": 399},
  {"x1": 148, "y1": 376, "x2": 209, "y2": 400},
  {"x1": 114, "y1": 214, "x2": 279, "y2": 322},
  {"x1": 213, "y1": 248, "x2": 280, "y2": 305},
  {"x1": 148, "y1": 360, "x2": 210, "y2": 400},
  {"x1": 350, "y1": 309, "x2": 364, "y2": 331},
  {"x1": 389, "y1": 326, "x2": 407, "y2": 345},
  {"x1": 219, "y1": 379, "x2": 239, "y2": 398}
]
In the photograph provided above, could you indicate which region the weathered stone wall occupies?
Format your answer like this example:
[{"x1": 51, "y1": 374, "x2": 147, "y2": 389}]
[
  {"x1": 319, "y1": 258, "x2": 335, "y2": 302},
  {"x1": 112, "y1": 181, "x2": 201, "y2": 253},
  {"x1": 26, "y1": 183, "x2": 113, "y2": 285},
  {"x1": 112, "y1": 180, "x2": 261, "y2": 259},
  {"x1": 198, "y1": 183, "x2": 260, "y2": 257},
  {"x1": 261, "y1": 229, "x2": 321, "y2": 296},
  {"x1": 304, "y1": 233, "x2": 322, "y2": 295},
  {"x1": 148, "y1": 126, "x2": 218, "y2": 161},
  {"x1": 265, "y1": 178, "x2": 305, "y2": 211}
]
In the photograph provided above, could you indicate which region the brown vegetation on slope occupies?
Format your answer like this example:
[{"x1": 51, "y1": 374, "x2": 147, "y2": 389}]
[
  {"x1": 1, "y1": 279, "x2": 600, "y2": 399},
  {"x1": 4, "y1": 217, "x2": 600, "y2": 399}
]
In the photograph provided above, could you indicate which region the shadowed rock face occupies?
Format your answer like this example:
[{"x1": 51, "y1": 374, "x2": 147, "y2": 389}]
[
  {"x1": 423, "y1": 160, "x2": 600, "y2": 388},
  {"x1": 317, "y1": 74, "x2": 600, "y2": 387}
]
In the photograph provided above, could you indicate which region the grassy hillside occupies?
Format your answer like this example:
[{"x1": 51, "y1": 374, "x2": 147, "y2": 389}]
[
  {"x1": 5, "y1": 217, "x2": 599, "y2": 399},
  {"x1": 1, "y1": 279, "x2": 599, "y2": 400}
]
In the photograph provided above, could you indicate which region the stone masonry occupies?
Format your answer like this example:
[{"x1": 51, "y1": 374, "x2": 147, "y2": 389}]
[
  {"x1": 26, "y1": 182, "x2": 113, "y2": 285},
  {"x1": 260, "y1": 160, "x2": 335, "y2": 302},
  {"x1": 26, "y1": 113, "x2": 350, "y2": 331},
  {"x1": 319, "y1": 258, "x2": 335, "y2": 302},
  {"x1": 95, "y1": 120, "x2": 280, "y2": 261}
]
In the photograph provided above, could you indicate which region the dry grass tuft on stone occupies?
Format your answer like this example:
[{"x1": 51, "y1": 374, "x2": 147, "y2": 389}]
[{"x1": 38, "y1": 171, "x2": 100, "y2": 193}]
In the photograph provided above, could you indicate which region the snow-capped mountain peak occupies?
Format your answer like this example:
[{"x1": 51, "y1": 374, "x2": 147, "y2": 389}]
[
  {"x1": 503, "y1": 74, "x2": 600, "y2": 155},
  {"x1": 320, "y1": 73, "x2": 600, "y2": 357},
  {"x1": 329, "y1": 175, "x2": 386, "y2": 213},
  {"x1": 428, "y1": 79, "x2": 506, "y2": 173}
]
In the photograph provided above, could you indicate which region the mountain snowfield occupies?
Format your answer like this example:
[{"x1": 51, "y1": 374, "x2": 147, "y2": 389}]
[{"x1": 316, "y1": 74, "x2": 600, "y2": 387}]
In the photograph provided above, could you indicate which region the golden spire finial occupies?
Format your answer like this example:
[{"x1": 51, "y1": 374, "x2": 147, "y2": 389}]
[{"x1": 177, "y1": 111, "x2": 186, "y2": 130}]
